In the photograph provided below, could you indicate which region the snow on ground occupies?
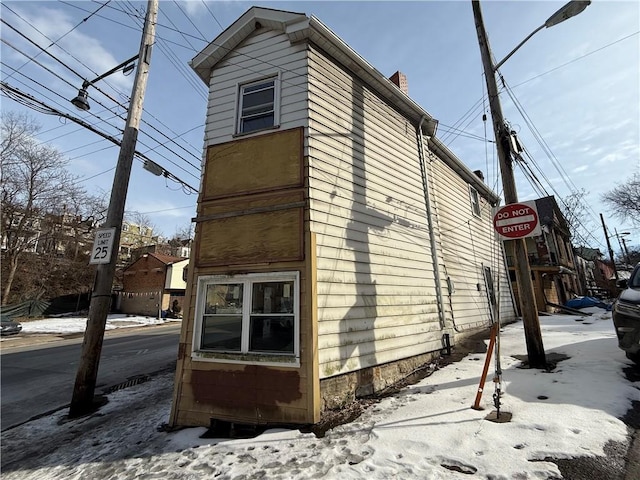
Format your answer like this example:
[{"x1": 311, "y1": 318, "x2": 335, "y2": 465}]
[
  {"x1": 1, "y1": 308, "x2": 638, "y2": 479},
  {"x1": 7, "y1": 314, "x2": 178, "y2": 336}
]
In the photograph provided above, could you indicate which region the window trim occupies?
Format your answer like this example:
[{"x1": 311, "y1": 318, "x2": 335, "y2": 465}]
[
  {"x1": 469, "y1": 185, "x2": 481, "y2": 218},
  {"x1": 235, "y1": 73, "x2": 281, "y2": 136},
  {"x1": 192, "y1": 271, "x2": 300, "y2": 367}
]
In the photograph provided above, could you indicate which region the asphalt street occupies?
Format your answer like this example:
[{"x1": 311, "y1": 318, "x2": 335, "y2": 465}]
[{"x1": 0, "y1": 324, "x2": 180, "y2": 430}]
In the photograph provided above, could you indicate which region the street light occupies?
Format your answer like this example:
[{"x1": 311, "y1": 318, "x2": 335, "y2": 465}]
[
  {"x1": 70, "y1": 55, "x2": 138, "y2": 111},
  {"x1": 494, "y1": 1, "x2": 591, "y2": 71},
  {"x1": 69, "y1": 0, "x2": 158, "y2": 418},
  {"x1": 472, "y1": 0, "x2": 590, "y2": 369},
  {"x1": 614, "y1": 229, "x2": 632, "y2": 267}
]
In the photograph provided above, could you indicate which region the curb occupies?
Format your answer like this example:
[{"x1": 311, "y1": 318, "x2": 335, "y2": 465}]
[{"x1": 0, "y1": 321, "x2": 181, "y2": 351}]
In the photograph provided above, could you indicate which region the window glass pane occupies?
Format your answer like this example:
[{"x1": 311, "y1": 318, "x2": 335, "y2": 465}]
[
  {"x1": 201, "y1": 315, "x2": 242, "y2": 351},
  {"x1": 249, "y1": 315, "x2": 294, "y2": 353},
  {"x1": 204, "y1": 284, "x2": 242, "y2": 314},
  {"x1": 244, "y1": 80, "x2": 274, "y2": 94},
  {"x1": 252, "y1": 281, "x2": 294, "y2": 314},
  {"x1": 470, "y1": 188, "x2": 480, "y2": 216},
  {"x1": 241, "y1": 114, "x2": 274, "y2": 133},
  {"x1": 242, "y1": 89, "x2": 274, "y2": 110}
]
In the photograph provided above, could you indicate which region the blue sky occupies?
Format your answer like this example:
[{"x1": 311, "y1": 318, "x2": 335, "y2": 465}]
[{"x1": 1, "y1": 0, "x2": 638, "y2": 256}]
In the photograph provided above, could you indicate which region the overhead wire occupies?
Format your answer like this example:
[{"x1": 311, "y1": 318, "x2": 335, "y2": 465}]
[
  {"x1": 1, "y1": 81, "x2": 198, "y2": 194},
  {"x1": 7, "y1": 0, "x2": 632, "y2": 248},
  {"x1": 3, "y1": 1, "x2": 111, "y2": 81},
  {"x1": 1, "y1": 9, "x2": 203, "y2": 176}
]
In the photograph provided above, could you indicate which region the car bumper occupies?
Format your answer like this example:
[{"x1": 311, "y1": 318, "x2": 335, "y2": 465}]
[{"x1": 613, "y1": 313, "x2": 640, "y2": 354}]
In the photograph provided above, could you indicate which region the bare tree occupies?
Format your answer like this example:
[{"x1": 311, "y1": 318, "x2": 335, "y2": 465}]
[
  {"x1": 601, "y1": 173, "x2": 640, "y2": 227},
  {"x1": 1, "y1": 112, "x2": 100, "y2": 304},
  {"x1": 560, "y1": 189, "x2": 594, "y2": 245}
]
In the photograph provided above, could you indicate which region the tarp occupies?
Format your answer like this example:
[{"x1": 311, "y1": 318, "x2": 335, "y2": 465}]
[
  {"x1": 1, "y1": 294, "x2": 91, "y2": 320},
  {"x1": 565, "y1": 296, "x2": 612, "y2": 311},
  {"x1": 0, "y1": 298, "x2": 50, "y2": 321}
]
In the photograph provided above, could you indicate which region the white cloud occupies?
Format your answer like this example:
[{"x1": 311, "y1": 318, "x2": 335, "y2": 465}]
[{"x1": 13, "y1": 6, "x2": 134, "y2": 94}]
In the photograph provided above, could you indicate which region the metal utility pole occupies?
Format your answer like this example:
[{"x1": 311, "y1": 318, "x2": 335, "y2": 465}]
[
  {"x1": 472, "y1": 0, "x2": 546, "y2": 368},
  {"x1": 69, "y1": 0, "x2": 158, "y2": 417},
  {"x1": 600, "y1": 214, "x2": 619, "y2": 282}
]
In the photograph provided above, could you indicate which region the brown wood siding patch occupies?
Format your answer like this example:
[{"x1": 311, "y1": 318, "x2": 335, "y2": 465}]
[
  {"x1": 203, "y1": 128, "x2": 303, "y2": 200},
  {"x1": 197, "y1": 206, "x2": 303, "y2": 266},
  {"x1": 190, "y1": 366, "x2": 303, "y2": 423}
]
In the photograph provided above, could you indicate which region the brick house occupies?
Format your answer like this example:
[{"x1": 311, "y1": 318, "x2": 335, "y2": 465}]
[{"x1": 118, "y1": 253, "x2": 188, "y2": 317}]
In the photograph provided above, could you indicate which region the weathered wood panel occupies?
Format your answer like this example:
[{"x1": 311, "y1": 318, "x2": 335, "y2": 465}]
[
  {"x1": 197, "y1": 206, "x2": 303, "y2": 266},
  {"x1": 203, "y1": 128, "x2": 303, "y2": 199}
]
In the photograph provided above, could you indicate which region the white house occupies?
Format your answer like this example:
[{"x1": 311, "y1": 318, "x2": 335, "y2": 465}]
[{"x1": 170, "y1": 7, "x2": 516, "y2": 428}]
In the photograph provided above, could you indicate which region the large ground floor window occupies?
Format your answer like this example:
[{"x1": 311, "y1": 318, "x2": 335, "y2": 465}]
[{"x1": 193, "y1": 272, "x2": 299, "y2": 364}]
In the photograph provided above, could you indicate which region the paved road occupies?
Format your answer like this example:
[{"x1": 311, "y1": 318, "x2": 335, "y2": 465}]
[{"x1": 0, "y1": 324, "x2": 180, "y2": 431}]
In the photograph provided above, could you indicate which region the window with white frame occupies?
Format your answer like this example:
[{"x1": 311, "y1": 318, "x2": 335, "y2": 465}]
[
  {"x1": 195, "y1": 272, "x2": 298, "y2": 360},
  {"x1": 469, "y1": 186, "x2": 481, "y2": 217},
  {"x1": 237, "y1": 77, "x2": 278, "y2": 134}
]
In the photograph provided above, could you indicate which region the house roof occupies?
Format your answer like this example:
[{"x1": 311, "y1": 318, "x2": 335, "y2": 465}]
[
  {"x1": 534, "y1": 195, "x2": 570, "y2": 233},
  {"x1": 574, "y1": 246, "x2": 603, "y2": 261},
  {"x1": 148, "y1": 253, "x2": 185, "y2": 265},
  {"x1": 190, "y1": 6, "x2": 499, "y2": 205},
  {"x1": 123, "y1": 252, "x2": 185, "y2": 272}
]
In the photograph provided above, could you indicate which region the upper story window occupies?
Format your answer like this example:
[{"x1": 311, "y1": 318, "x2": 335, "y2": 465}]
[
  {"x1": 122, "y1": 223, "x2": 130, "y2": 232},
  {"x1": 469, "y1": 186, "x2": 481, "y2": 217},
  {"x1": 193, "y1": 271, "x2": 299, "y2": 366},
  {"x1": 237, "y1": 76, "x2": 279, "y2": 134}
]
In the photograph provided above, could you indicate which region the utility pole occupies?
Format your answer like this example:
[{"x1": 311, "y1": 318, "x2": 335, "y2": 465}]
[
  {"x1": 600, "y1": 213, "x2": 619, "y2": 282},
  {"x1": 69, "y1": 0, "x2": 158, "y2": 417},
  {"x1": 621, "y1": 237, "x2": 631, "y2": 267},
  {"x1": 472, "y1": 0, "x2": 546, "y2": 368},
  {"x1": 615, "y1": 229, "x2": 631, "y2": 266}
]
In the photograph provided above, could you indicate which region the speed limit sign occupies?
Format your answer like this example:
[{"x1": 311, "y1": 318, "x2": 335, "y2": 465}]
[{"x1": 89, "y1": 228, "x2": 116, "y2": 265}]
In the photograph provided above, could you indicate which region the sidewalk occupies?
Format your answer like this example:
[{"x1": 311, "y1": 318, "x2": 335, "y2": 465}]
[{"x1": 1, "y1": 309, "x2": 638, "y2": 479}]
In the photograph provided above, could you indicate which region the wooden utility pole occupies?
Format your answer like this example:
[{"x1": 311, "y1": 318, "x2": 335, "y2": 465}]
[
  {"x1": 69, "y1": 0, "x2": 158, "y2": 417},
  {"x1": 472, "y1": 0, "x2": 546, "y2": 368},
  {"x1": 600, "y1": 213, "x2": 619, "y2": 282}
]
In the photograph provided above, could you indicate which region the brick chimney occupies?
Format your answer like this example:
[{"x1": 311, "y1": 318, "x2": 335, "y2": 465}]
[{"x1": 389, "y1": 71, "x2": 408, "y2": 96}]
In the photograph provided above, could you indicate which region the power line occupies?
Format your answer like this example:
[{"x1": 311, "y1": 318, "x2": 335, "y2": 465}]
[
  {"x1": 2, "y1": 14, "x2": 202, "y2": 175},
  {"x1": 1, "y1": 81, "x2": 198, "y2": 194}
]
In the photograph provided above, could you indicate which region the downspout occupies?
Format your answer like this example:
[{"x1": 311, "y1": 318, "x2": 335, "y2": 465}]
[{"x1": 417, "y1": 116, "x2": 446, "y2": 330}]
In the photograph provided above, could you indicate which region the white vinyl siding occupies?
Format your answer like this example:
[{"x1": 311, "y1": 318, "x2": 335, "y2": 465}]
[
  {"x1": 429, "y1": 153, "x2": 516, "y2": 330},
  {"x1": 203, "y1": 29, "x2": 308, "y2": 148},
  {"x1": 307, "y1": 45, "x2": 442, "y2": 379}
]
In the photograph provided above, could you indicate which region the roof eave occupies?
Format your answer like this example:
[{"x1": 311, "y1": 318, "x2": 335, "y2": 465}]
[
  {"x1": 428, "y1": 136, "x2": 501, "y2": 205},
  {"x1": 190, "y1": 7, "x2": 308, "y2": 84}
]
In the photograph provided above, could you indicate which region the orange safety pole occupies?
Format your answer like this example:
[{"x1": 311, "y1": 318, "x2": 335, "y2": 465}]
[{"x1": 472, "y1": 322, "x2": 498, "y2": 410}]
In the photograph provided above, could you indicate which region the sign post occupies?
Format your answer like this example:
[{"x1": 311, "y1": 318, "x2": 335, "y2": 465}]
[{"x1": 493, "y1": 201, "x2": 542, "y2": 240}]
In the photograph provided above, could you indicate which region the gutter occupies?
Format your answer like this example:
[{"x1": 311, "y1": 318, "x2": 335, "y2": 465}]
[{"x1": 417, "y1": 116, "x2": 446, "y2": 330}]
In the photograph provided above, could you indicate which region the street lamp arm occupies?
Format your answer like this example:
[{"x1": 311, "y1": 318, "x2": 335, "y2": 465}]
[
  {"x1": 494, "y1": 24, "x2": 544, "y2": 71},
  {"x1": 82, "y1": 54, "x2": 139, "y2": 88},
  {"x1": 493, "y1": 1, "x2": 590, "y2": 71}
]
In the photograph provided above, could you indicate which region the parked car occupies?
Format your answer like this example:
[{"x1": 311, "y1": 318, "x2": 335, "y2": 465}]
[
  {"x1": 0, "y1": 317, "x2": 23, "y2": 336},
  {"x1": 612, "y1": 263, "x2": 640, "y2": 363}
]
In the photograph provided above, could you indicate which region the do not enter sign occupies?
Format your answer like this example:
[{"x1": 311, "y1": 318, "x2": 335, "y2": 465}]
[{"x1": 493, "y1": 201, "x2": 542, "y2": 240}]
